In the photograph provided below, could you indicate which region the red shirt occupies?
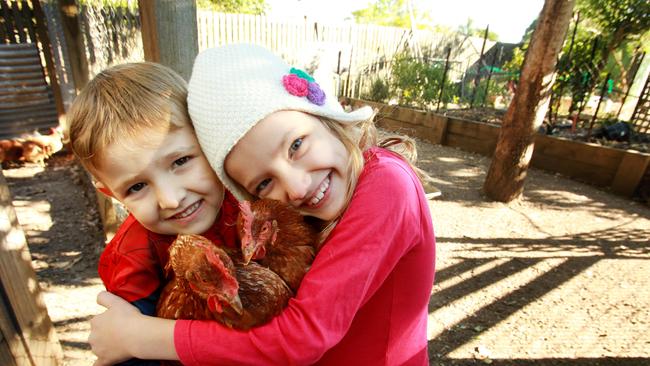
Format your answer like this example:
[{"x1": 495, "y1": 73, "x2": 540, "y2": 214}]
[
  {"x1": 98, "y1": 191, "x2": 240, "y2": 313},
  {"x1": 175, "y1": 148, "x2": 436, "y2": 365}
]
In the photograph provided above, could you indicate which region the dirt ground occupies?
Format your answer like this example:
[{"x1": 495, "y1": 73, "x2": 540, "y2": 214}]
[{"x1": 3, "y1": 138, "x2": 650, "y2": 366}]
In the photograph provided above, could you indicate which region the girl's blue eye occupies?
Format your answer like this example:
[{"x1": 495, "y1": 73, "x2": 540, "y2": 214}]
[
  {"x1": 256, "y1": 178, "x2": 271, "y2": 193},
  {"x1": 127, "y1": 182, "x2": 146, "y2": 195},
  {"x1": 174, "y1": 156, "x2": 191, "y2": 167},
  {"x1": 290, "y1": 138, "x2": 302, "y2": 154}
]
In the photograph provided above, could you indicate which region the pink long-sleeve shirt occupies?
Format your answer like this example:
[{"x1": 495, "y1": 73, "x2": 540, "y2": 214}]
[{"x1": 175, "y1": 147, "x2": 436, "y2": 365}]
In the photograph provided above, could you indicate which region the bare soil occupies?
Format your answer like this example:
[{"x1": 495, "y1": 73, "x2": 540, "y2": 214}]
[{"x1": 3, "y1": 140, "x2": 650, "y2": 366}]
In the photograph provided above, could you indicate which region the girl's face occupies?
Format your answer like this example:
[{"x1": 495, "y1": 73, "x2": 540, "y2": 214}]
[
  {"x1": 225, "y1": 110, "x2": 351, "y2": 221},
  {"x1": 94, "y1": 125, "x2": 224, "y2": 235}
]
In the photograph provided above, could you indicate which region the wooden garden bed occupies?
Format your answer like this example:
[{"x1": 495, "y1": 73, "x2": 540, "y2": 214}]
[{"x1": 346, "y1": 98, "x2": 650, "y2": 198}]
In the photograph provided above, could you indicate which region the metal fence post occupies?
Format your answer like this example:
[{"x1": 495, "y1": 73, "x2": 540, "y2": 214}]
[
  {"x1": 470, "y1": 24, "x2": 489, "y2": 108},
  {"x1": 587, "y1": 72, "x2": 611, "y2": 139},
  {"x1": 436, "y1": 46, "x2": 452, "y2": 112}
]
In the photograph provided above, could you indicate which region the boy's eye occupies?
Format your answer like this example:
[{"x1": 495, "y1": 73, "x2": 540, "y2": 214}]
[
  {"x1": 255, "y1": 178, "x2": 271, "y2": 194},
  {"x1": 174, "y1": 156, "x2": 191, "y2": 167},
  {"x1": 289, "y1": 138, "x2": 303, "y2": 154},
  {"x1": 127, "y1": 182, "x2": 146, "y2": 195}
]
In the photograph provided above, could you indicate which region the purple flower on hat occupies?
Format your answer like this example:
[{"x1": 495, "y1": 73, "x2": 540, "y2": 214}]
[
  {"x1": 282, "y1": 74, "x2": 309, "y2": 97},
  {"x1": 307, "y1": 82, "x2": 326, "y2": 106}
]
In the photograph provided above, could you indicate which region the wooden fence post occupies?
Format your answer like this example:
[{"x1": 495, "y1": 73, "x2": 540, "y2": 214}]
[
  {"x1": 0, "y1": 172, "x2": 63, "y2": 366},
  {"x1": 138, "y1": 0, "x2": 198, "y2": 80}
]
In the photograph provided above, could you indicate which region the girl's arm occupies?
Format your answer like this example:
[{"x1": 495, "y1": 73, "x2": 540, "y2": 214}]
[{"x1": 89, "y1": 292, "x2": 178, "y2": 365}]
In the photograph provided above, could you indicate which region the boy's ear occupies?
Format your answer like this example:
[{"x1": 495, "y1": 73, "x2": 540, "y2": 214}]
[{"x1": 93, "y1": 180, "x2": 114, "y2": 197}]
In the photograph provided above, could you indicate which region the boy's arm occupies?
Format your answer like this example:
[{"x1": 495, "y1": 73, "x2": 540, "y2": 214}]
[{"x1": 90, "y1": 292, "x2": 178, "y2": 365}]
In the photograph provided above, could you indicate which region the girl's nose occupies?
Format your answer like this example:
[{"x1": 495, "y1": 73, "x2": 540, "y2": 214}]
[{"x1": 283, "y1": 170, "x2": 310, "y2": 204}]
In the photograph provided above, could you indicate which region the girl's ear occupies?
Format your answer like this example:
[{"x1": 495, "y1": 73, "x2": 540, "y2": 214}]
[{"x1": 93, "y1": 180, "x2": 114, "y2": 197}]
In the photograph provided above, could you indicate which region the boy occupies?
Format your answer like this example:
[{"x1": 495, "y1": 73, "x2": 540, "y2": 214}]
[{"x1": 66, "y1": 62, "x2": 239, "y2": 364}]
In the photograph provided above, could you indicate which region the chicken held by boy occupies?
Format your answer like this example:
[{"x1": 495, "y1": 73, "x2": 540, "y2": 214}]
[{"x1": 156, "y1": 234, "x2": 292, "y2": 330}]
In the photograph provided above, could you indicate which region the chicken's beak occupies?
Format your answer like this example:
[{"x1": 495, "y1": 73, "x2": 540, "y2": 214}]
[
  {"x1": 230, "y1": 294, "x2": 244, "y2": 315},
  {"x1": 241, "y1": 241, "x2": 256, "y2": 265}
]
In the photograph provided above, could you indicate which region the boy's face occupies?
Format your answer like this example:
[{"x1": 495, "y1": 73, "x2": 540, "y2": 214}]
[
  {"x1": 225, "y1": 110, "x2": 350, "y2": 221},
  {"x1": 94, "y1": 125, "x2": 224, "y2": 235}
]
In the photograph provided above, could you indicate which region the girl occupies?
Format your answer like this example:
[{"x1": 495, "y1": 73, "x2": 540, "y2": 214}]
[{"x1": 89, "y1": 44, "x2": 436, "y2": 366}]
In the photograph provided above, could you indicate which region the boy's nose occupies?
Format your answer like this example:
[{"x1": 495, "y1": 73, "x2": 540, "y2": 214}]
[{"x1": 156, "y1": 185, "x2": 182, "y2": 209}]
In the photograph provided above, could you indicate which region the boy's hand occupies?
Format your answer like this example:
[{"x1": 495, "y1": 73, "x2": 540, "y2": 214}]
[{"x1": 90, "y1": 291, "x2": 141, "y2": 365}]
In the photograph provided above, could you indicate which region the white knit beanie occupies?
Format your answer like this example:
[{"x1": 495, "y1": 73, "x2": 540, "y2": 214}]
[{"x1": 188, "y1": 43, "x2": 374, "y2": 200}]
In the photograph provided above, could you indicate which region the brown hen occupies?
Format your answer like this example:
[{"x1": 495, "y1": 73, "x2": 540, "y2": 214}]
[
  {"x1": 156, "y1": 234, "x2": 291, "y2": 330},
  {"x1": 237, "y1": 199, "x2": 319, "y2": 292}
]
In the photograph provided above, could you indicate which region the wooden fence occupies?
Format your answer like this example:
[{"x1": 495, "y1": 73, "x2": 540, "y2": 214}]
[{"x1": 348, "y1": 98, "x2": 650, "y2": 198}]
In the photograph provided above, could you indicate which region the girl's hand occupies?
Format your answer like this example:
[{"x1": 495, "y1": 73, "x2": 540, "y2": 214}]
[{"x1": 89, "y1": 291, "x2": 141, "y2": 366}]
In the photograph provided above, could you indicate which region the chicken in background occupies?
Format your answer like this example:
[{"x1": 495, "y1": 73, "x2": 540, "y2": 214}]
[
  {"x1": 21, "y1": 126, "x2": 64, "y2": 158},
  {"x1": 156, "y1": 234, "x2": 292, "y2": 330},
  {"x1": 237, "y1": 199, "x2": 319, "y2": 292},
  {"x1": 0, "y1": 127, "x2": 65, "y2": 168},
  {"x1": 0, "y1": 139, "x2": 24, "y2": 167}
]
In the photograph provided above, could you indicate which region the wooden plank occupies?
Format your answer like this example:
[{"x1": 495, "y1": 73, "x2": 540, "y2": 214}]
[
  {"x1": 531, "y1": 153, "x2": 615, "y2": 186},
  {"x1": 0, "y1": 172, "x2": 63, "y2": 365},
  {"x1": 611, "y1": 151, "x2": 650, "y2": 196},
  {"x1": 533, "y1": 135, "x2": 622, "y2": 170},
  {"x1": 446, "y1": 133, "x2": 496, "y2": 156},
  {"x1": 447, "y1": 117, "x2": 500, "y2": 139},
  {"x1": 429, "y1": 115, "x2": 448, "y2": 145},
  {"x1": 0, "y1": 283, "x2": 24, "y2": 366}
]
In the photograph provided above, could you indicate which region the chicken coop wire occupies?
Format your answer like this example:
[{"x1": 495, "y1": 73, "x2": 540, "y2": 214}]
[{"x1": 77, "y1": 0, "x2": 144, "y2": 78}]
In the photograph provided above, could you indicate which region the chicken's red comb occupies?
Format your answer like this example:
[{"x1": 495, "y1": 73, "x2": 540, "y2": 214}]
[{"x1": 200, "y1": 244, "x2": 239, "y2": 294}]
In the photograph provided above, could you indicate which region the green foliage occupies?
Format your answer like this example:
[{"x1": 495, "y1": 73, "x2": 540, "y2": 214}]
[
  {"x1": 389, "y1": 53, "x2": 454, "y2": 108},
  {"x1": 363, "y1": 78, "x2": 391, "y2": 103},
  {"x1": 576, "y1": 0, "x2": 650, "y2": 45},
  {"x1": 197, "y1": 0, "x2": 267, "y2": 14},
  {"x1": 457, "y1": 18, "x2": 499, "y2": 42},
  {"x1": 352, "y1": 0, "x2": 432, "y2": 30}
]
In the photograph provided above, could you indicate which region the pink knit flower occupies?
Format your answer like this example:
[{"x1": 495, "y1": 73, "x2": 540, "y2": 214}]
[{"x1": 282, "y1": 74, "x2": 309, "y2": 97}]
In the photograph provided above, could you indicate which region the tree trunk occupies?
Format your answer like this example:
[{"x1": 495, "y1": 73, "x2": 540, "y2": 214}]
[{"x1": 483, "y1": 0, "x2": 575, "y2": 202}]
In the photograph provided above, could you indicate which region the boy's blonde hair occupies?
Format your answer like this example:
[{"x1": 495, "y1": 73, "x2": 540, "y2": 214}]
[{"x1": 67, "y1": 62, "x2": 190, "y2": 175}]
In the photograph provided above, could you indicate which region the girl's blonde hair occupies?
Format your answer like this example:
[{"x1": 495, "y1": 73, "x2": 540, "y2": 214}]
[
  {"x1": 67, "y1": 62, "x2": 190, "y2": 175},
  {"x1": 318, "y1": 112, "x2": 431, "y2": 236}
]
